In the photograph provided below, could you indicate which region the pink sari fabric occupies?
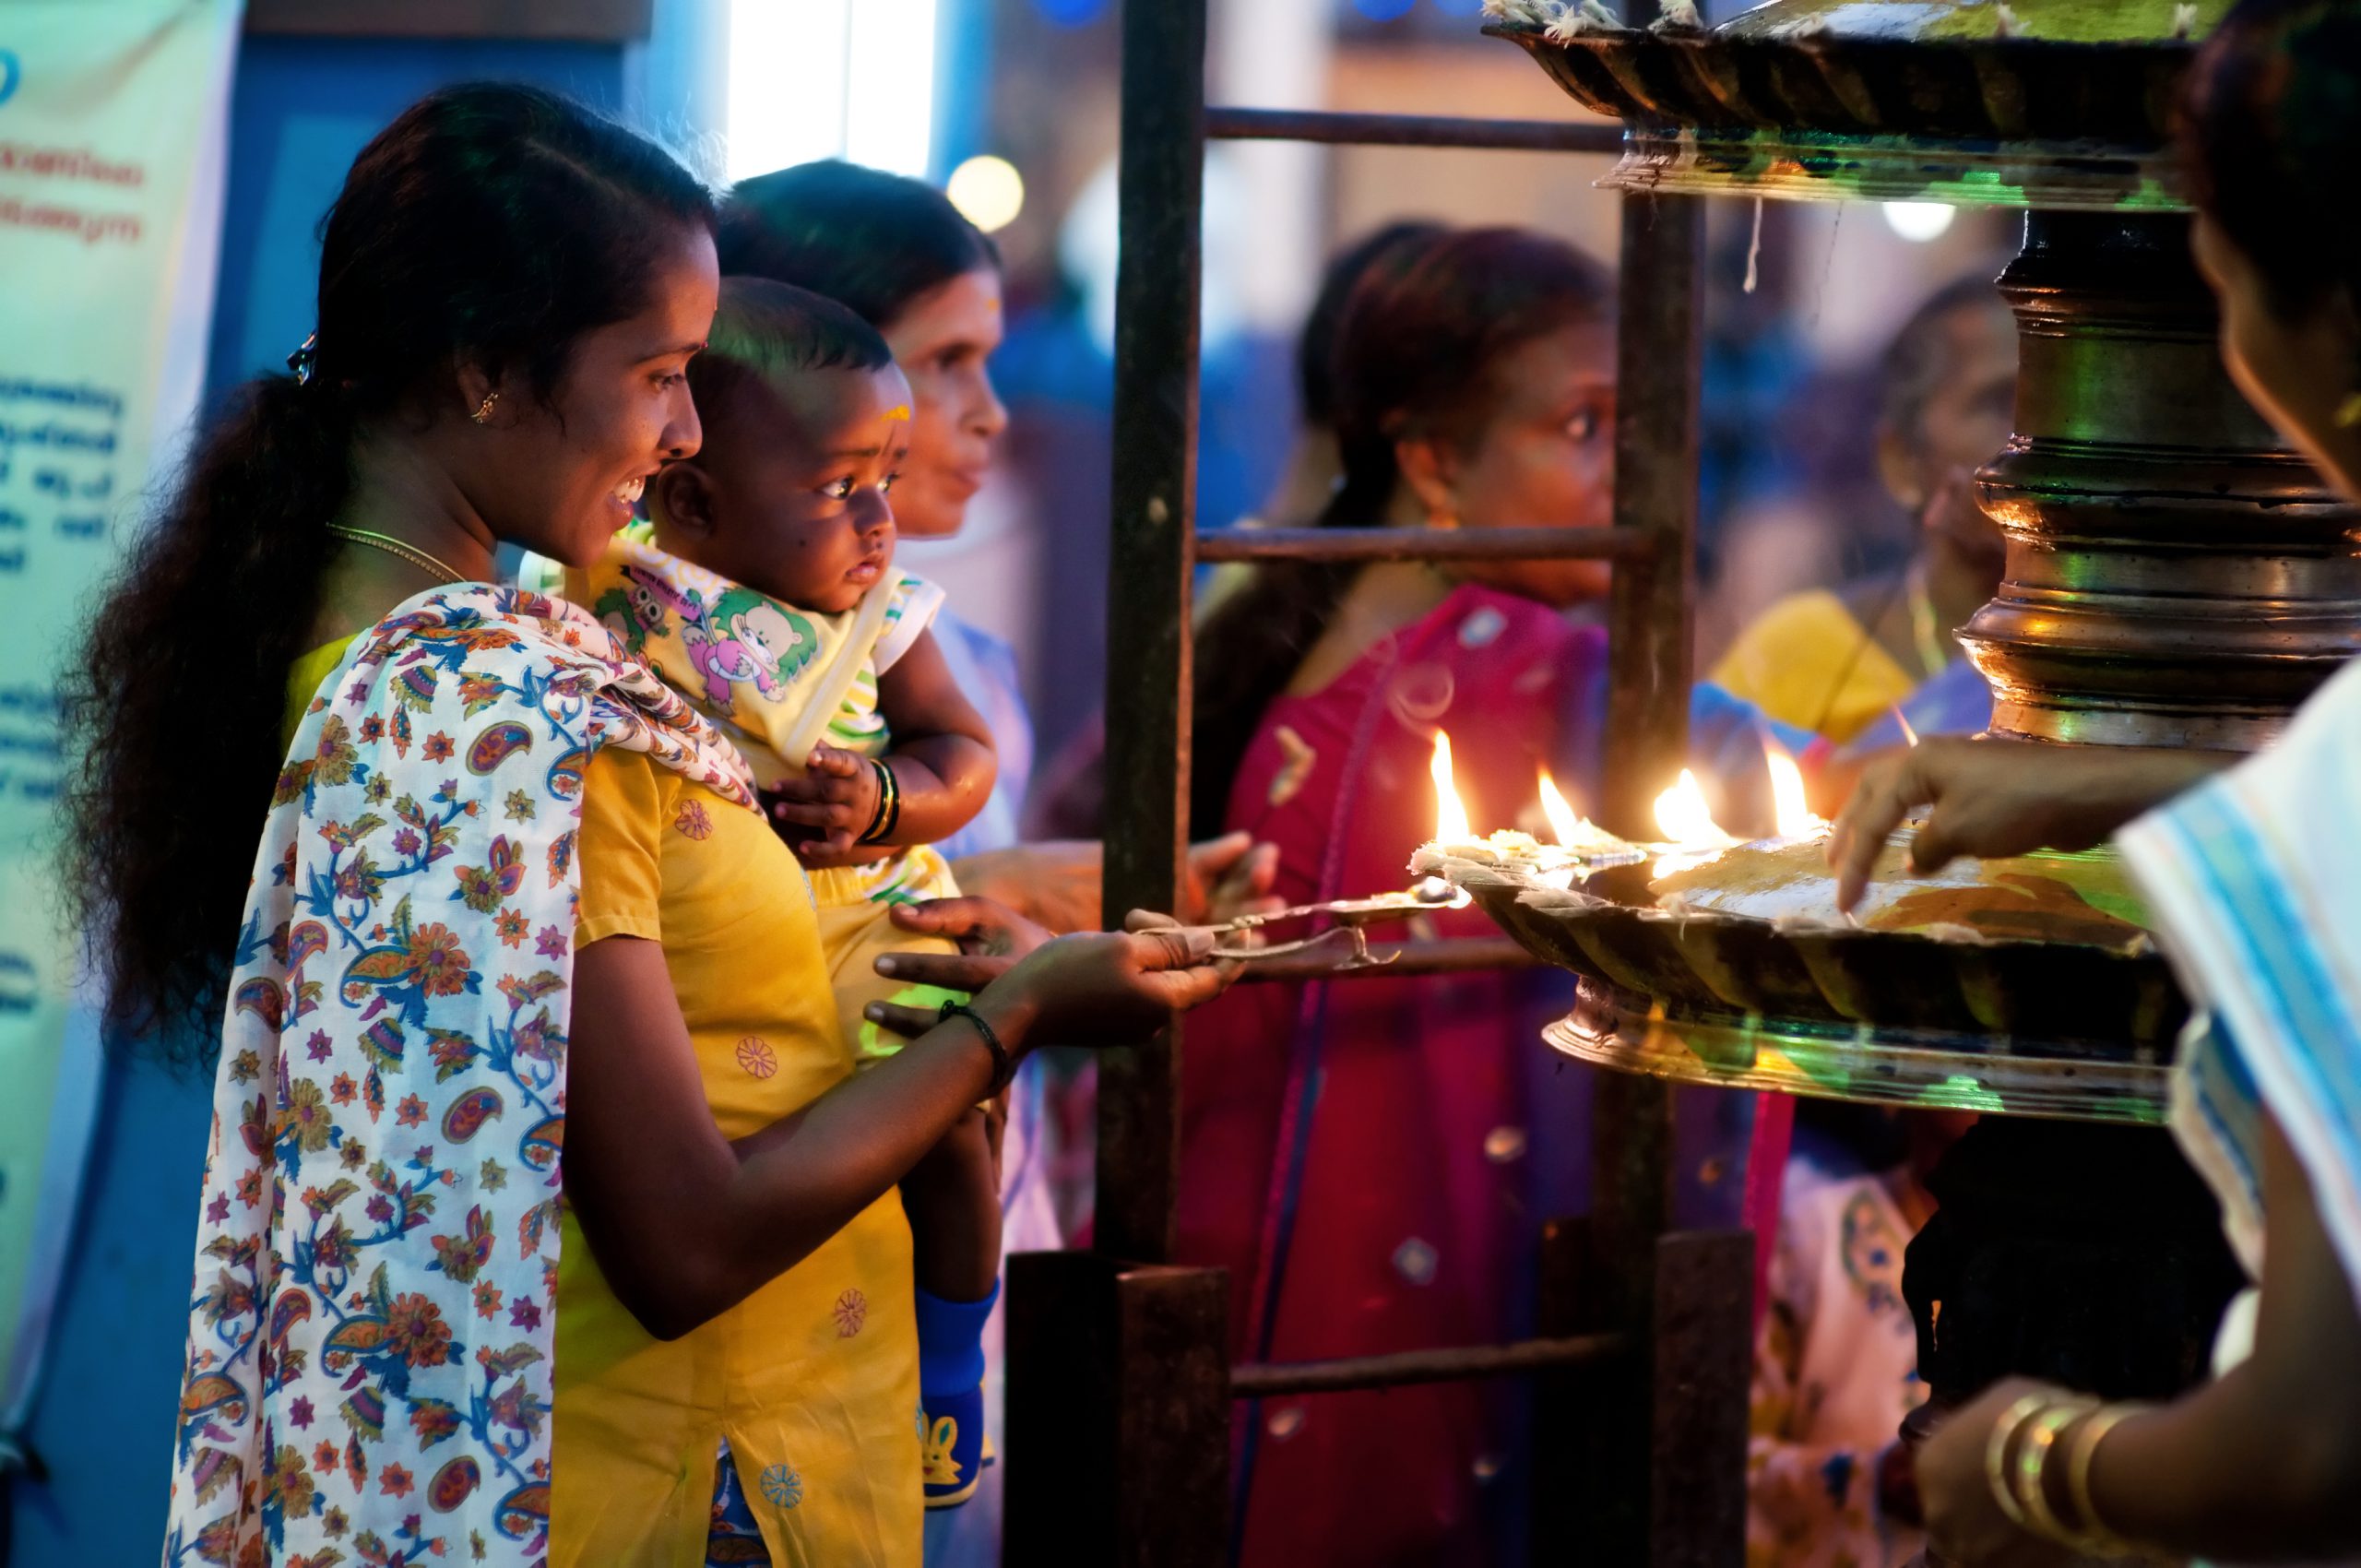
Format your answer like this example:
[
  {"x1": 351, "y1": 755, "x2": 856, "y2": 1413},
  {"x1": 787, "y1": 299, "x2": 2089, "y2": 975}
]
[{"x1": 1178, "y1": 585, "x2": 1607, "y2": 1566}]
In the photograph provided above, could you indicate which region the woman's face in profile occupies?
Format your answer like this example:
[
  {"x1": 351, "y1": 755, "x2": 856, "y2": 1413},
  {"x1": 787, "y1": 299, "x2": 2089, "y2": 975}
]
[
  {"x1": 466, "y1": 226, "x2": 720, "y2": 568},
  {"x1": 1439, "y1": 320, "x2": 1619, "y2": 607},
  {"x1": 881, "y1": 266, "x2": 1009, "y2": 541},
  {"x1": 2191, "y1": 212, "x2": 2361, "y2": 497}
]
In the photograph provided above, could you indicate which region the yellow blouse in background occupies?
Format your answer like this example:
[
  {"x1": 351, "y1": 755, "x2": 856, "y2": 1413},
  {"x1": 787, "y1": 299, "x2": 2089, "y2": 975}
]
[{"x1": 1708, "y1": 588, "x2": 1918, "y2": 745}]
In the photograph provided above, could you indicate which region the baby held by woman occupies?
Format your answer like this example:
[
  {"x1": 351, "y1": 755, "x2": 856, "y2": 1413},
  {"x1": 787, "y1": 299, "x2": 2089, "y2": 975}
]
[{"x1": 569, "y1": 277, "x2": 1001, "y2": 1508}]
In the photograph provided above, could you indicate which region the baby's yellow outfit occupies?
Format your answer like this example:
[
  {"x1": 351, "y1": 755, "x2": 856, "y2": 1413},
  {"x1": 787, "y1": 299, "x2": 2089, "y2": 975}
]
[{"x1": 568, "y1": 526, "x2": 966, "y2": 1058}]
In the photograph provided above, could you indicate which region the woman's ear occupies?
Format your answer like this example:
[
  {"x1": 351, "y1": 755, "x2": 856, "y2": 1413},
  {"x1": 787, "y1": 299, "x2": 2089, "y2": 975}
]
[
  {"x1": 454, "y1": 360, "x2": 513, "y2": 427},
  {"x1": 1876, "y1": 421, "x2": 1927, "y2": 516},
  {"x1": 1395, "y1": 434, "x2": 1459, "y2": 525},
  {"x1": 651, "y1": 463, "x2": 718, "y2": 539}
]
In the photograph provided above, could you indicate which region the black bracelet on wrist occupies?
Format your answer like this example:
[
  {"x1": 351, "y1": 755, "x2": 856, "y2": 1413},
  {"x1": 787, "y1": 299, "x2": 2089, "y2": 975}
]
[
  {"x1": 857, "y1": 756, "x2": 900, "y2": 845},
  {"x1": 938, "y1": 1000, "x2": 1012, "y2": 1093}
]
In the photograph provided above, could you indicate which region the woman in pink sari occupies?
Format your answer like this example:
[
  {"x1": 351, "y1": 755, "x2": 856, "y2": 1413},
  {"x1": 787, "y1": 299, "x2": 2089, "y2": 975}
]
[{"x1": 1181, "y1": 227, "x2": 1770, "y2": 1565}]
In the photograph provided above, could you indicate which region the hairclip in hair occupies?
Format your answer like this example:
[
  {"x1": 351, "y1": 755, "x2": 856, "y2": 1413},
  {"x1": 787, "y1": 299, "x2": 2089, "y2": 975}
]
[{"x1": 287, "y1": 332, "x2": 319, "y2": 386}]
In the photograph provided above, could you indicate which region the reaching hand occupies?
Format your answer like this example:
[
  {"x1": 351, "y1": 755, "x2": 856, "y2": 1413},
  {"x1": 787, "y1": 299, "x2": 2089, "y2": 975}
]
[
  {"x1": 762, "y1": 744, "x2": 883, "y2": 860},
  {"x1": 1827, "y1": 736, "x2": 2228, "y2": 914},
  {"x1": 947, "y1": 841, "x2": 1103, "y2": 934},
  {"x1": 1184, "y1": 831, "x2": 1284, "y2": 926},
  {"x1": 948, "y1": 834, "x2": 1287, "y2": 934},
  {"x1": 868, "y1": 909, "x2": 1235, "y2": 1045}
]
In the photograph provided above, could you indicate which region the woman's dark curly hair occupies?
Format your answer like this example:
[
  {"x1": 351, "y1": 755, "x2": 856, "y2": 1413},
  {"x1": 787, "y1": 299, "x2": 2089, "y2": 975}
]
[
  {"x1": 65, "y1": 82, "x2": 714, "y2": 1065},
  {"x1": 2180, "y1": 0, "x2": 2361, "y2": 320},
  {"x1": 718, "y1": 159, "x2": 999, "y2": 330}
]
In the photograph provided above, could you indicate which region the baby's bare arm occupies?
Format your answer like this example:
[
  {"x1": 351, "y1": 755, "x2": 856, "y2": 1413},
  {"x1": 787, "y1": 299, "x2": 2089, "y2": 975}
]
[{"x1": 872, "y1": 626, "x2": 997, "y2": 848}]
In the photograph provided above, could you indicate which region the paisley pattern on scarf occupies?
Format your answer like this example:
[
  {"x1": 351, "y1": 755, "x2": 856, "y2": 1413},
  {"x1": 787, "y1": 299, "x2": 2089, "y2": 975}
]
[{"x1": 164, "y1": 585, "x2": 753, "y2": 1568}]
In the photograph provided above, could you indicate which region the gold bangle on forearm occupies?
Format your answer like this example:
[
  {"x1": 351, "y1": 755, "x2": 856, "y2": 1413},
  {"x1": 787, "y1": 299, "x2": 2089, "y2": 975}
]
[
  {"x1": 1986, "y1": 1392, "x2": 2058, "y2": 1528},
  {"x1": 2062, "y1": 1401, "x2": 2152, "y2": 1557},
  {"x1": 2015, "y1": 1398, "x2": 2100, "y2": 1543}
]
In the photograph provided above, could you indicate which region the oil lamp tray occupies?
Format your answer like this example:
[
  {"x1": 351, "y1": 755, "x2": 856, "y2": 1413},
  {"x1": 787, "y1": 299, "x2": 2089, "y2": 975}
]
[
  {"x1": 1420, "y1": 845, "x2": 2188, "y2": 1122},
  {"x1": 1547, "y1": 977, "x2": 2172, "y2": 1124},
  {"x1": 1485, "y1": 0, "x2": 2215, "y2": 209}
]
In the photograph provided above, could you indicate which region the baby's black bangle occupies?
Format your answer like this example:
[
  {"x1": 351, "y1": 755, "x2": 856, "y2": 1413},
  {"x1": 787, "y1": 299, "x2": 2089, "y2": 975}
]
[
  {"x1": 938, "y1": 1000, "x2": 1012, "y2": 1092},
  {"x1": 858, "y1": 757, "x2": 898, "y2": 844}
]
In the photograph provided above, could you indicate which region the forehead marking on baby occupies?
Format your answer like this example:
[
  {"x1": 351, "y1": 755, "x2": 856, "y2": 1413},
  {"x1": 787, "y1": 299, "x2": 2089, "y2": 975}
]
[{"x1": 884, "y1": 405, "x2": 911, "y2": 422}]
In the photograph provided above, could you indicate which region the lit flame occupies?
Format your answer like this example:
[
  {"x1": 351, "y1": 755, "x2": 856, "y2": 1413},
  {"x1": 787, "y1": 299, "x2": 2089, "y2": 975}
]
[
  {"x1": 1431, "y1": 731, "x2": 1471, "y2": 844},
  {"x1": 1653, "y1": 769, "x2": 1739, "y2": 849},
  {"x1": 1764, "y1": 742, "x2": 1828, "y2": 840},
  {"x1": 1652, "y1": 768, "x2": 1740, "y2": 879},
  {"x1": 1537, "y1": 770, "x2": 1582, "y2": 847}
]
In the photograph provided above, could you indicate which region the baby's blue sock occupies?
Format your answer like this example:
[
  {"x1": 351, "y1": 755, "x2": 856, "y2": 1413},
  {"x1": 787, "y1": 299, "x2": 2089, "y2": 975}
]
[{"x1": 914, "y1": 1279, "x2": 999, "y2": 1398}]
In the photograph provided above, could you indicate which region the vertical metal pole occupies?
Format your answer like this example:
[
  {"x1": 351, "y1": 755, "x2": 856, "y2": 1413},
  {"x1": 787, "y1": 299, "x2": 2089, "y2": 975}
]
[
  {"x1": 1097, "y1": 0, "x2": 1206, "y2": 1265},
  {"x1": 1581, "y1": 190, "x2": 1705, "y2": 1562}
]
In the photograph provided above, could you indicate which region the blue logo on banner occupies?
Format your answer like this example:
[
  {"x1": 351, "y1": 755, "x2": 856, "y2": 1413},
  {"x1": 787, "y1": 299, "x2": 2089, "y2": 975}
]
[{"x1": 0, "y1": 51, "x2": 20, "y2": 109}]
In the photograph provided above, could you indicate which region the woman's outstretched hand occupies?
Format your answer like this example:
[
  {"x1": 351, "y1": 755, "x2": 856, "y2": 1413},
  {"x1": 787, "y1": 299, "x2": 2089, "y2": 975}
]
[
  {"x1": 948, "y1": 833, "x2": 1285, "y2": 934},
  {"x1": 865, "y1": 907, "x2": 1235, "y2": 1043},
  {"x1": 1828, "y1": 736, "x2": 2231, "y2": 913}
]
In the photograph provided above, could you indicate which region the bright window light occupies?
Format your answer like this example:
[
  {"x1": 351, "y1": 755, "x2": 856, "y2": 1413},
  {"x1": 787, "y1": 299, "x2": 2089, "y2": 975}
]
[
  {"x1": 1881, "y1": 200, "x2": 1957, "y2": 243},
  {"x1": 727, "y1": 0, "x2": 937, "y2": 183},
  {"x1": 946, "y1": 154, "x2": 1024, "y2": 233}
]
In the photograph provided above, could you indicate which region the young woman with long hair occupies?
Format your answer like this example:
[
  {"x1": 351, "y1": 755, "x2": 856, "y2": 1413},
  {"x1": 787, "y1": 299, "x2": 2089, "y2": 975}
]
[
  {"x1": 66, "y1": 84, "x2": 1228, "y2": 1567},
  {"x1": 1181, "y1": 225, "x2": 1782, "y2": 1566}
]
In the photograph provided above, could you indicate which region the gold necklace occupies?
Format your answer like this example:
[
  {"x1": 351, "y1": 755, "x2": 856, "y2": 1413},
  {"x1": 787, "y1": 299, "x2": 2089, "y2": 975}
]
[{"x1": 326, "y1": 524, "x2": 469, "y2": 586}]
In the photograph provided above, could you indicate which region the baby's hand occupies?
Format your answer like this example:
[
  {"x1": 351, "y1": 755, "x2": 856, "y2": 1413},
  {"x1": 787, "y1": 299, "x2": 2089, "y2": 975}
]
[{"x1": 763, "y1": 744, "x2": 884, "y2": 859}]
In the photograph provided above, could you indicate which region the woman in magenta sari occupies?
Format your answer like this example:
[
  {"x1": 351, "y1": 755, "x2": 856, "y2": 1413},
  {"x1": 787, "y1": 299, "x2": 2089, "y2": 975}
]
[{"x1": 1181, "y1": 227, "x2": 1774, "y2": 1565}]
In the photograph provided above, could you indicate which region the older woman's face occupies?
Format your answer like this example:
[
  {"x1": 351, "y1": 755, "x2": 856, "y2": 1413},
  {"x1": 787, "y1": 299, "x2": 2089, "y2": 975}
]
[
  {"x1": 463, "y1": 226, "x2": 718, "y2": 567},
  {"x1": 880, "y1": 267, "x2": 1008, "y2": 540},
  {"x1": 2192, "y1": 212, "x2": 2361, "y2": 496},
  {"x1": 1430, "y1": 320, "x2": 1618, "y2": 607}
]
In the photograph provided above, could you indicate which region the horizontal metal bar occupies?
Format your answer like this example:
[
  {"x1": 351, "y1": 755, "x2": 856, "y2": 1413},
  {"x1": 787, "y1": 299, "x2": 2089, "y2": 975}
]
[
  {"x1": 1195, "y1": 525, "x2": 1652, "y2": 564},
  {"x1": 1233, "y1": 935, "x2": 1545, "y2": 984},
  {"x1": 1205, "y1": 107, "x2": 1624, "y2": 156},
  {"x1": 1230, "y1": 1332, "x2": 1630, "y2": 1397}
]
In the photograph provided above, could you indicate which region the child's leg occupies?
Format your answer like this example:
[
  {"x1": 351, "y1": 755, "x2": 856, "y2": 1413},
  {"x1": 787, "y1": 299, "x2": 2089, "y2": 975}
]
[
  {"x1": 811, "y1": 888, "x2": 1005, "y2": 1508},
  {"x1": 903, "y1": 1106, "x2": 1002, "y2": 1301},
  {"x1": 905, "y1": 1110, "x2": 1001, "y2": 1509}
]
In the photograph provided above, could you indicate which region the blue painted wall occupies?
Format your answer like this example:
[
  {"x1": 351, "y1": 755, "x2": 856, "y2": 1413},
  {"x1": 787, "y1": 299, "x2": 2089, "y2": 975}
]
[{"x1": 10, "y1": 35, "x2": 625, "y2": 1567}]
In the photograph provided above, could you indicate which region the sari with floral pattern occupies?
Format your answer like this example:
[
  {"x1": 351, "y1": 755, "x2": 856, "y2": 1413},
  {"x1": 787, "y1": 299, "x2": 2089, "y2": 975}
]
[{"x1": 163, "y1": 586, "x2": 752, "y2": 1568}]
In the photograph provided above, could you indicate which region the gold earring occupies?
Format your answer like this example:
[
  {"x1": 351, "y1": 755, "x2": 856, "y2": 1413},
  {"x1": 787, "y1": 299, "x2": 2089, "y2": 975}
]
[
  {"x1": 2337, "y1": 391, "x2": 2361, "y2": 429},
  {"x1": 471, "y1": 391, "x2": 500, "y2": 425}
]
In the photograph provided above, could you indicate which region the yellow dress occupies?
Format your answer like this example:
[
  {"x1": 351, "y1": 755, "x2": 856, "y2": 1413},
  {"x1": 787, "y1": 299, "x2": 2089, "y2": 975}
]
[
  {"x1": 1708, "y1": 588, "x2": 1920, "y2": 744},
  {"x1": 284, "y1": 640, "x2": 923, "y2": 1568}
]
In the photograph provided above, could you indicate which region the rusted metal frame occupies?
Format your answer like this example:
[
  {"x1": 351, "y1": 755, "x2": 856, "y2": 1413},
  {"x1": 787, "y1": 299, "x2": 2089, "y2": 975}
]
[
  {"x1": 1196, "y1": 523, "x2": 1653, "y2": 564},
  {"x1": 1229, "y1": 1332, "x2": 1628, "y2": 1397},
  {"x1": 1232, "y1": 935, "x2": 1541, "y2": 983},
  {"x1": 1206, "y1": 106, "x2": 1624, "y2": 155},
  {"x1": 1096, "y1": 0, "x2": 1208, "y2": 1268},
  {"x1": 1553, "y1": 190, "x2": 1707, "y2": 1562},
  {"x1": 1649, "y1": 1230, "x2": 1755, "y2": 1565},
  {"x1": 1005, "y1": 1253, "x2": 1230, "y2": 1564}
]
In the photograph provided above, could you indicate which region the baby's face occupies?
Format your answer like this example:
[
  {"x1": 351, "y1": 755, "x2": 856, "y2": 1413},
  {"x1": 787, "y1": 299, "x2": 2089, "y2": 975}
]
[{"x1": 678, "y1": 362, "x2": 913, "y2": 614}]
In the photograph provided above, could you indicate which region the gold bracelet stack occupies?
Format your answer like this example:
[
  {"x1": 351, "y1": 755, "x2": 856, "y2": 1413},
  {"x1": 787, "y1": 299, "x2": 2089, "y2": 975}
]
[{"x1": 1982, "y1": 1387, "x2": 2153, "y2": 1558}]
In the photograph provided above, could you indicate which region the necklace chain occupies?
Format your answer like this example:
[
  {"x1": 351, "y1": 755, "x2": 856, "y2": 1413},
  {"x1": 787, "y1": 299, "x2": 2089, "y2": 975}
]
[
  {"x1": 1904, "y1": 558, "x2": 1950, "y2": 679},
  {"x1": 326, "y1": 524, "x2": 469, "y2": 587}
]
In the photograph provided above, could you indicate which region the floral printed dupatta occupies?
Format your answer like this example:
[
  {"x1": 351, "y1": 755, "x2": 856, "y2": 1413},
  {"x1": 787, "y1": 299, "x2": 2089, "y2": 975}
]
[{"x1": 165, "y1": 586, "x2": 753, "y2": 1568}]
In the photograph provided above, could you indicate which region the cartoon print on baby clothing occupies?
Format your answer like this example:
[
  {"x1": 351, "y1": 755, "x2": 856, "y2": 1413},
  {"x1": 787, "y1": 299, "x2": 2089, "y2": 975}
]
[
  {"x1": 699, "y1": 587, "x2": 817, "y2": 705},
  {"x1": 591, "y1": 574, "x2": 673, "y2": 660}
]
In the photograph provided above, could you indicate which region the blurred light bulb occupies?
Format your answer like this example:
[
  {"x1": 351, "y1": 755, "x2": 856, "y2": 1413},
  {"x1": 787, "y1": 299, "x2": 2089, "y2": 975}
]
[
  {"x1": 948, "y1": 155, "x2": 1025, "y2": 234},
  {"x1": 1881, "y1": 201, "x2": 1957, "y2": 243}
]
